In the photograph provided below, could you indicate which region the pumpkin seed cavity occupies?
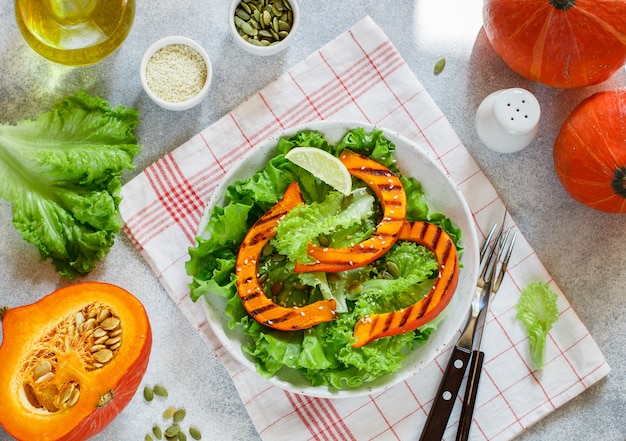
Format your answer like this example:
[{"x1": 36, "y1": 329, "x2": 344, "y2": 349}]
[{"x1": 18, "y1": 302, "x2": 123, "y2": 413}]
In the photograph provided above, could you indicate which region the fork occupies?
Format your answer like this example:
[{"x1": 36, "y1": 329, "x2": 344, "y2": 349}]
[
  {"x1": 455, "y1": 226, "x2": 517, "y2": 441},
  {"x1": 418, "y1": 218, "x2": 517, "y2": 441}
]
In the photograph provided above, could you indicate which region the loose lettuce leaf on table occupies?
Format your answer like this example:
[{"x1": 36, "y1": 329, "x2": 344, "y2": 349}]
[
  {"x1": 0, "y1": 90, "x2": 141, "y2": 278},
  {"x1": 516, "y1": 282, "x2": 559, "y2": 370}
]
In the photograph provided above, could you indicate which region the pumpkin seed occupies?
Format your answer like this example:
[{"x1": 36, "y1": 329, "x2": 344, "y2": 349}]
[
  {"x1": 93, "y1": 335, "x2": 109, "y2": 345},
  {"x1": 153, "y1": 425, "x2": 163, "y2": 439},
  {"x1": 55, "y1": 382, "x2": 76, "y2": 407},
  {"x1": 92, "y1": 348, "x2": 113, "y2": 363},
  {"x1": 165, "y1": 425, "x2": 180, "y2": 437},
  {"x1": 173, "y1": 408, "x2": 186, "y2": 423},
  {"x1": 108, "y1": 328, "x2": 123, "y2": 337},
  {"x1": 144, "y1": 386, "x2": 155, "y2": 401},
  {"x1": 81, "y1": 317, "x2": 97, "y2": 332},
  {"x1": 34, "y1": 371, "x2": 54, "y2": 384},
  {"x1": 33, "y1": 360, "x2": 52, "y2": 380},
  {"x1": 347, "y1": 282, "x2": 363, "y2": 296},
  {"x1": 178, "y1": 431, "x2": 187, "y2": 441},
  {"x1": 271, "y1": 281, "x2": 283, "y2": 295},
  {"x1": 318, "y1": 235, "x2": 330, "y2": 247},
  {"x1": 105, "y1": 336, "x2": 121, "y2": 346},
  {"x1": 189, "y1": 427, "x2": 202, "y2": 440},
  {"x1": 97, "y1": 308, "x2": 111, "y2": 323},
  {"x1": 434, "y1": 58, "x2": 446, "y2": 75},
  {"x1": 100, "y1": 316, "x2": 120, "y2": 331},
  {"x1": 236, "y1": 9, "x2": 250, "y2": 20},
  {"x1": 67, "y1": 388, "x2": 80, "y2": 407},
  {"x1": 90, "y1": 344, "x2": 107, "y2": 353},
  {"x1": 146, "y1": 435, "x2": 155, "y2": 441},
  {"x1": 163, "y1": 405, "x2": 177, "y2": 419},
  {"x1": 153, "y1": 384, "x2": 169, "y2": 397},
  {"x1": 93, "y1": 328, "x2": 108, "y2": 338},
  {"x1": 385, "y1": 261, "x2": 401, "y2": 278}
]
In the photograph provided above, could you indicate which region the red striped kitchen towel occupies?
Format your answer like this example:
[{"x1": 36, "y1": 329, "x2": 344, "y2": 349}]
[{"x1": 120, "y1": 16, "x2": 610, "y2": 441}]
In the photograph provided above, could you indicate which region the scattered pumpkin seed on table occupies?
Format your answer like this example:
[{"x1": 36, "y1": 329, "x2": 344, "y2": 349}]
[
  {"x1": 434, "y1": 58, "x2": 446, "y2": 75},
  {"x1": 189, "y1": 427, "x2": 202, "y2": 440},
  {"x1": 153, "y1": 424, "x2": 163, "y2": 439},
  {"x1": 165, "y1": 424, "x2": 180, "y2": 437},
  {"x1": 234, "y1": 0, "x2": 294, "y2": 47},
  {"x1": 163, "y1": 405, "x2": 177, "y2": 419},
  {"x1": 173, "y1": 408, "x2": 186, "y2": 423},
  {"x1": 143, "y1": 386, "x2": 154, "y2": 402},
  {"x1": 153, "y1": 384, "x2": 168, "y2": 397}
]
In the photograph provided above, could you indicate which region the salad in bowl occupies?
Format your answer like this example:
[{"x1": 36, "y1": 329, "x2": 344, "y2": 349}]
[{"x1": 186, "y1": 122, "x2": 478, "y2": 397}]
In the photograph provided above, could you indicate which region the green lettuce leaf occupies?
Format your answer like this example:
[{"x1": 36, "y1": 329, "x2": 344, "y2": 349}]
[
  {"x1": 272, "y1": 187, "x2": 375, "y2": 264},
  {"x1": 0, "y1": 90, "x2": 140, "y2": 278},
  {"x1": 516, "y1": 282, "x2": 559, "y2": 370}
]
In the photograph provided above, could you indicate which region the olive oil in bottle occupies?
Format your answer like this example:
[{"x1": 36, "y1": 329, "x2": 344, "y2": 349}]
[{"x1": 15, "y1": 0, "x2": 135, "y2": 66}]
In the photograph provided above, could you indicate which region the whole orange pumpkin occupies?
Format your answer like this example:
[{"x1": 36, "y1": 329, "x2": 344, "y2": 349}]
[
  {"x1": 553, "y1": 89, "x2": 626, "y2": 213},
  {"x1": 483, "y1": 0, "x2": 626, "y2": 88}
]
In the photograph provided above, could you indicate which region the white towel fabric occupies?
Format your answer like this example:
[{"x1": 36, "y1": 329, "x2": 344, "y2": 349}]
[{"x1": 120, "y1": 16, "x2": 610, "y2": 441}]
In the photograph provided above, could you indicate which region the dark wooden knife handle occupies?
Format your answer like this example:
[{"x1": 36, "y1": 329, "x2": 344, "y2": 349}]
[
  {"x1": 419, "y1": 346, "x2": 472, "y2": 441},
  {"x1": 456, "y1": 350, "x2": 485, "y2": 441}
]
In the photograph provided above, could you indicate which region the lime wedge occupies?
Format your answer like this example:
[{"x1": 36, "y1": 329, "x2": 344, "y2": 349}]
[{"x1": 285, "y1": 147, "x2": 352, "y2": 195}]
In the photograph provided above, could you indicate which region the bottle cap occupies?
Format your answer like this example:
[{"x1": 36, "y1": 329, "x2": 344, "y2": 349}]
[{"x1": 475, "y1": 88, "x2": 541, "y2": 153}]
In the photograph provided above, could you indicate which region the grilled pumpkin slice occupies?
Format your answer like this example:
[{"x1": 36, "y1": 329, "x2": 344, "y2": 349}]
[
  {"x1": 235, "y1": 182, "x2": 337, "y2": 330},
  {"x1": 294, "y1": 149, "x2": 406, "y2": 273},
  {"x1": 352, "y1": 221, "x2": 459, "y2": 347}
]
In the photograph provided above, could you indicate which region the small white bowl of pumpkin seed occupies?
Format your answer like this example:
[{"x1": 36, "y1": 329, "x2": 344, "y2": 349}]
[
  {"x1": 229, "y1": 0, "x2": 299, "y2": 56},
  {"x1": 140, "y1": 36, "x2": 213, "y2": 111}
]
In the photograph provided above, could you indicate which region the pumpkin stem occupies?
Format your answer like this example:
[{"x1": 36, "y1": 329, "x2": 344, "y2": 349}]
[
  {"x1": 550, "y1": 0, "x2": 576, "y2": 10},
  {"x1": 611, "y1": 167, "x2": 626, "y2": 198},
  {"x1": 0, "y1": 306, "x2": 8, "y2": 321}
]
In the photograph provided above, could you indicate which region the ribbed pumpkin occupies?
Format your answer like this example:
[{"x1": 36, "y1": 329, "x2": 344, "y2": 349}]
[
  {"x1": 483, "y1": 0, "x2": 626, "y2": 88},
  {"x1": 553, "y1": 89, "x2": 626, "y2": 213}
]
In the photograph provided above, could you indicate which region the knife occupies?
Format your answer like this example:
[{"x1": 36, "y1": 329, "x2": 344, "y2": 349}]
[
  {"x1": 455, "y1": 229, "x2": 517, "y2": 441},
  {"x1": 418, "y1": 224, "x2": 503, "y2": 441}
]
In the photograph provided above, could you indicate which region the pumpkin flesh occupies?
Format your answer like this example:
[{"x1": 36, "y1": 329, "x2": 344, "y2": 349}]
[
  {"x1": 294, "y1": 149, "x2": 406, "y2": 273},
  {"x1": 236, "y1": 182, "x2": 337, "y2": 330},
  {"x1": 0, "y1": 282, "x2": 152, "y2": 441},
  {"x1": 483, "y1": 0, "x2": 626, "y2": 88},
  {"x1": 554, "y1": 89, "x2": 626, "y2": 213},
  {"x1": 352, "y1": 221, "x2": 459, "y2": 348}
]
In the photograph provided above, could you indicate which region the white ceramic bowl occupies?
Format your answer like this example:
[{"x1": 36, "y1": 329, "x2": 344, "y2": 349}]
[
  {"x1": 140, "y1": 36, "x2": 213, "y2": 111},
  {"x1": 229, "y1": 0, "x2": 300, "y2": 56},
  {"x1": 196, "y1": 121, "x2": 479, "y2": 398}
]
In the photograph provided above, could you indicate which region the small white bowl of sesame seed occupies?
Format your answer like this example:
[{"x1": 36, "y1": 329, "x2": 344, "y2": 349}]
[
  {"x1": 140, "y1": 36, "x2": 213, "y2": 111},
  {"x1": 229, "y1": 0, "x2": 300, "y2": 56}
]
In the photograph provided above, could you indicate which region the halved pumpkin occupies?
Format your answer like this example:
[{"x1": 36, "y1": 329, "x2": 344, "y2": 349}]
[{"x1": 0, "y1": 282, "x2": 152, "y2": 441}]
